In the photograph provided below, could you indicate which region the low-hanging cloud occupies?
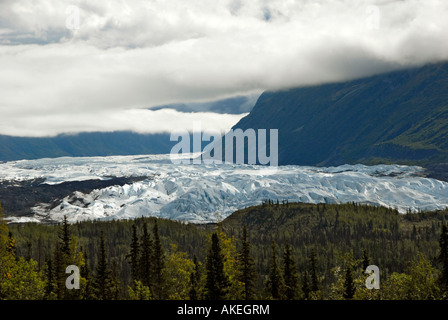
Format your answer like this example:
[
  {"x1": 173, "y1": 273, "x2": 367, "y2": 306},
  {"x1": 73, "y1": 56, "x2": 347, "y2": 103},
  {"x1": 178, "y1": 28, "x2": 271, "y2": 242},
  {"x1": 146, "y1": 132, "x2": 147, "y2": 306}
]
[
  {"x1": 0, "y1": 108, "x2": 247, "y2": 137},
  {"x1": 1, "y1": 0, "x2": 448, "y2": 137}
]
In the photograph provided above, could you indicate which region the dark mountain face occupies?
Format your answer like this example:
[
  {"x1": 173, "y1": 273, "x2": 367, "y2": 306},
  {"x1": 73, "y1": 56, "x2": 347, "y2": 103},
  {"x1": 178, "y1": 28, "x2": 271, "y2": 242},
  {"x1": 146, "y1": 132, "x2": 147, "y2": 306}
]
[
  {"x1": 0, "y1": 132, "x2": 174, "y2": 162},
  {"x1": 232, "y1": 61, "x2": 448, "y2": 168},
  {"x1": 0, "y1": 176, "x2": 150, "y2": 219},
  {"x1": 2, "y1": 62, "x2": 448, "y2": 172}
]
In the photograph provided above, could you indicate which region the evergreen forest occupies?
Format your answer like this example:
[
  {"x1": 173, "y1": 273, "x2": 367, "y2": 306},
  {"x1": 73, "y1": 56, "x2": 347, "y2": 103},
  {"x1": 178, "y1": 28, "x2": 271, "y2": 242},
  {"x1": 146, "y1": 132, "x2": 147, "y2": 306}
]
[{"x1": 2, "y1": 200, "x2": 448, "y2": 300}]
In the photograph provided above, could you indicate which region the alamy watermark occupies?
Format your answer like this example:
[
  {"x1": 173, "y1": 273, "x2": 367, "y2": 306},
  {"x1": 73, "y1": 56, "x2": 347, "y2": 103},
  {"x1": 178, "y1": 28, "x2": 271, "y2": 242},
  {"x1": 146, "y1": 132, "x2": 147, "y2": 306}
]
[
  {"x1": 169, "y1": 122, "x2": 278, "y2": 174},
  {"x1": 365, "y1": 5, "x2": 381, "y2": 30},
  {"x1": 365, "y1": 265, "x2": 380, "y2": 289},
  {"x1": 65, "y1": 5, "x2": 80, "y2": 30},
  {"x1": 65, "y1": 265, "x2": 80, "y2": 290}
]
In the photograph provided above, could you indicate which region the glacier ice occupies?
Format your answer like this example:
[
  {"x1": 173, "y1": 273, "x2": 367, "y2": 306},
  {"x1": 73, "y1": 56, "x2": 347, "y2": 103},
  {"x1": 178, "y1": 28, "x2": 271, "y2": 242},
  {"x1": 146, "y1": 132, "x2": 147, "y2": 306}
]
[{"x1": 0, "y1": 154, "x2": 447, "y2": 224}]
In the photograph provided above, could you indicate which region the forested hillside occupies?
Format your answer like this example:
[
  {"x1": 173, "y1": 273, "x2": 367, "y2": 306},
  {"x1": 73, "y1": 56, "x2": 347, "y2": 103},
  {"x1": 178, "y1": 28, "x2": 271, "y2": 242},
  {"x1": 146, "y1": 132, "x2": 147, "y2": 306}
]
[{"x1": 2, "y1": 201, "x2": 448, "y2": 300}]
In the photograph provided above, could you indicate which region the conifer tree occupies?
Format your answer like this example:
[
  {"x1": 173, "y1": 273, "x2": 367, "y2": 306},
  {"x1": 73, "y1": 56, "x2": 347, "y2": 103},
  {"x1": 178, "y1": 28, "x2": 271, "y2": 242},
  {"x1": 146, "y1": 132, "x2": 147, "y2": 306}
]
[
  {"x1": 266, "y1": 241, "x2": 283, "y2": 299},
  {"x1": 80, "y1": 248, "x2": 94, "y2": 300},
  {"x1": 308, "y1": 249, "x2": 319, "y2": 293},
  {"x1": 93, "y1": 231, "x2": 113, "y2": 300},
  {"x1": 343, "y1": 262, "x2": 356, "y2": 299},
  {"x1": 110, "y1": 258, "x2": 122, "y2": 300},
  {"x1": 189, "y1": 255, "x2": 201, "y2": 300},
  {"x1": 37, "y1": 236, "x2": 43, "y2": 271},
  {"x1": 151, "y1": 220, "x2": 166, "y2": 299},
  {"x1": 25, "y1": 240, "x2": 32, "y2": 261},
  {"x1": 237, "y1": 226, "x2": 257, "y2": 300},
  {"x1": 59, "y1": 215, "x2": 71, "y2": 258},
  {"x1": 51, "y1": 215, "x2": 75, "y2": 300},
  {"x1": 205, "y1": 232, "x2": 229, "y2": 300},
  {"x1": 127, "y1": 224, "x2": 140, "y2": 285},
  {"x1": 362, "y1": 249, "x2": 370, "y2": 271},
  {"x1": 44, "y1": 256, "x2": 54, "y2": 299},
  {"x1": 301, "y1": 270, "x2": 310, "y2": 300},
  {"x1": 53, "y1": 243, "x2": 65, "y2": 300},
  {"x1": 283, "y1": 241, "x2": 299, "y2": 300},
  {"x1": 438, "y1": 224, "x2": 448, "y2": 294},
  {"x1": 139, "y1": 222, "x2": 153, "y2": 288}
]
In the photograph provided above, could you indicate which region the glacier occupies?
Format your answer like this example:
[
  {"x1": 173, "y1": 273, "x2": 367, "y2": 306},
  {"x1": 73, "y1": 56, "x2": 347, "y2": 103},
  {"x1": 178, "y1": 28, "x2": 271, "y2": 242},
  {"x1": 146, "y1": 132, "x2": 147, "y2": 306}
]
[{"x1": 0, "y1": 154, "x2": 447, "y2": 224}]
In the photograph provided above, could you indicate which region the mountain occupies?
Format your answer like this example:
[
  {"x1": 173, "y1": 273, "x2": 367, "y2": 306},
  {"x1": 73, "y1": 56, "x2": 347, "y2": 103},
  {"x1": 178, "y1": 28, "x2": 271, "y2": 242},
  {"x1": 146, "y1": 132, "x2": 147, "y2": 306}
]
[
  {"x1": 0, "y1": 131, "x2": 173, "y2": 162},
  {"x1": 0, "y1": 93, "x2": 258, "y2": 162},
  {"x1": 232, "y1": 61, "x2": 448, "y2": 169}
]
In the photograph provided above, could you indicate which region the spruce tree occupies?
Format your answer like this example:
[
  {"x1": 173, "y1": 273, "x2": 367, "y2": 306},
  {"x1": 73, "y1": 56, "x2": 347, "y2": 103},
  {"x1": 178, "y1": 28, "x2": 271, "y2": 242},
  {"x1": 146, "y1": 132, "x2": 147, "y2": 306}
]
[
  {"x1": 205, "y1": 232, "x2": 229, "y2": 300},
  {"x1": 438, "y1": 224, "x2": 448, "y2": 294},
  {"x1": 308, "y1": 249, "x2": 319, "y2": 293},
  {"x1": 110, "y1": 258, "x2": 122, "y2": 300},
  {"x1": 189, "y1": 255, "x2": 201, "y2": 300},
  {"x1": 343, "y1": 262, "x2": 356, "y2": 299},
  {"x1": 37, "y1": 236, "x2": 43, "y2": 271},
  {"x1": 93, "y1": 231, "x2": 113, "y2": 300},
  {"x1": 362, "y1": 249, "x2": 370, "y2": 271},
  {"x1": 301, "y1": 270, "x2": 310, "y2": 300},
  {"x1": 53, "y1": 242, "x2": 65, "y2": 300},
  {"x1": 44, "y1": 256, "x2": 54, "y2": 299},
  {"x1": 237, "y1": 226, "x2": 257, "y2": 300},
  {"x1": 80, "y1": 248, "x2": 94, "y2": 300},
  {"x1": 59, "y1": 215, "x2": 71, "y2": 258},
  {"x1": 151, "y1": 220, "x2": 166, "y2": 299},
  {"x1": 266, "y1": 241, "x2": 283, "y2": 299},
  {"x1": 283, "y1": 241, "x2": 299, "y2": 300},
  {"x1": 25, "y1": 240, "x2": 32, "y2": 261},
  {"x1": 127, "y1": 224, "x2": 140, "y2": 285},
  {"x1": 55, "y1": 215, "x2": 77, "y2": 299},
  {"x1": 139, "y1": 222, "x2": 153, "y2": 288}
]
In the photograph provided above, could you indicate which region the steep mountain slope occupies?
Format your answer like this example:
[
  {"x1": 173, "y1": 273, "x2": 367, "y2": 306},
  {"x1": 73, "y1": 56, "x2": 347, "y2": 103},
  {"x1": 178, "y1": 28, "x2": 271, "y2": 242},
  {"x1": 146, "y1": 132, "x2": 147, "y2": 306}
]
[{"x1": 232, "y1": 61, "x2": 448, "y2": 167}]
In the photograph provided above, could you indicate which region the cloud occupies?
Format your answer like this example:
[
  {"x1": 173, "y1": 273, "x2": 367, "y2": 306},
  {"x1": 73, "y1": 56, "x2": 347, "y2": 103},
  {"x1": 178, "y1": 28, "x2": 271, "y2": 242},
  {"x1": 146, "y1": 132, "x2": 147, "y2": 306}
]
[
  {"x1": 0, "y1": 0, "x2": 447, "y2": 136},
  {"x1": 0, "y1": 108, "x2": 247, "y2": 137}
]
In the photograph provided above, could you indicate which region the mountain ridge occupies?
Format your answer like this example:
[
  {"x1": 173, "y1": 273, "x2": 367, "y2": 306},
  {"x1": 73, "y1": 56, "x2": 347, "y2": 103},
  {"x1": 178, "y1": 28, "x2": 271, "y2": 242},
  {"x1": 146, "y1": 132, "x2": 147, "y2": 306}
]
[
  {"x1": 0, "y1": 132, "x2": 173, "y2": 162},
  {"x1": 232, "y1": 61, "x2": 448, "y2": 169},
  {"x1": 0, "y1": 93, "x2": 257, "y2": 162}
]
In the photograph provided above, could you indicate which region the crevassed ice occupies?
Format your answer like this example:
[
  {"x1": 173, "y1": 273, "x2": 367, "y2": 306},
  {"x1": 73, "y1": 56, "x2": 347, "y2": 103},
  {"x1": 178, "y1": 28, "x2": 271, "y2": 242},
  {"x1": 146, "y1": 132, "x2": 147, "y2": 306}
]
[{"x1": 0, "y1": 154, "x2": 447, "y2": 224}]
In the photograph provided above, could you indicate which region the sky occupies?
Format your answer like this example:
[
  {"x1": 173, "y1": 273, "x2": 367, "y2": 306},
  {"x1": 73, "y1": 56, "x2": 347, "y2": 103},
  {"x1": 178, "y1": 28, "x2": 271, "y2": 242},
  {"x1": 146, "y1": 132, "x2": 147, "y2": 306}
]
[{"x1": 0, "y1": 0, "x2": 448, "y2": 137}]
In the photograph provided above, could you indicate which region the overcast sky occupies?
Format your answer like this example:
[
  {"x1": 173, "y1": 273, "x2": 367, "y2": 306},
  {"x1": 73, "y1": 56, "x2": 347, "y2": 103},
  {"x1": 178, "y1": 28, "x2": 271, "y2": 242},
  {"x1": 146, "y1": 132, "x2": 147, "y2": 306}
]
[{"x1": 0, "y1": 0, "x2": 447, "y2": 137}]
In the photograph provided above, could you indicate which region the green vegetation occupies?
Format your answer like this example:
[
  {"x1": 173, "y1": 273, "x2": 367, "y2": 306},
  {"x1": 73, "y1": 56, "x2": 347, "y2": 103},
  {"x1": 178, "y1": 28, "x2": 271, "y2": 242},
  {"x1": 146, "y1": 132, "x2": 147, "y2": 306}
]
[
  {"x1": 2, "y1": 200, "x2": 448, "y2": 300},
  {"x1": 233, "y1": 61, "x2": 448, "y2": 168}
]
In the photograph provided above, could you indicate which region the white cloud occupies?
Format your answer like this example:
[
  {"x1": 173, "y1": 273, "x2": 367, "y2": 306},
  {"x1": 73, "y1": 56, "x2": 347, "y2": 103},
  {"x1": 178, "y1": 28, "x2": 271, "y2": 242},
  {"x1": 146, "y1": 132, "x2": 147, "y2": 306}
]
[
  {"x1": 0, "y1": 0, "x2": 447, "y2": 136},
  {"x1": 0, "y1": 108, "x2": 246, "y2": 137}
]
